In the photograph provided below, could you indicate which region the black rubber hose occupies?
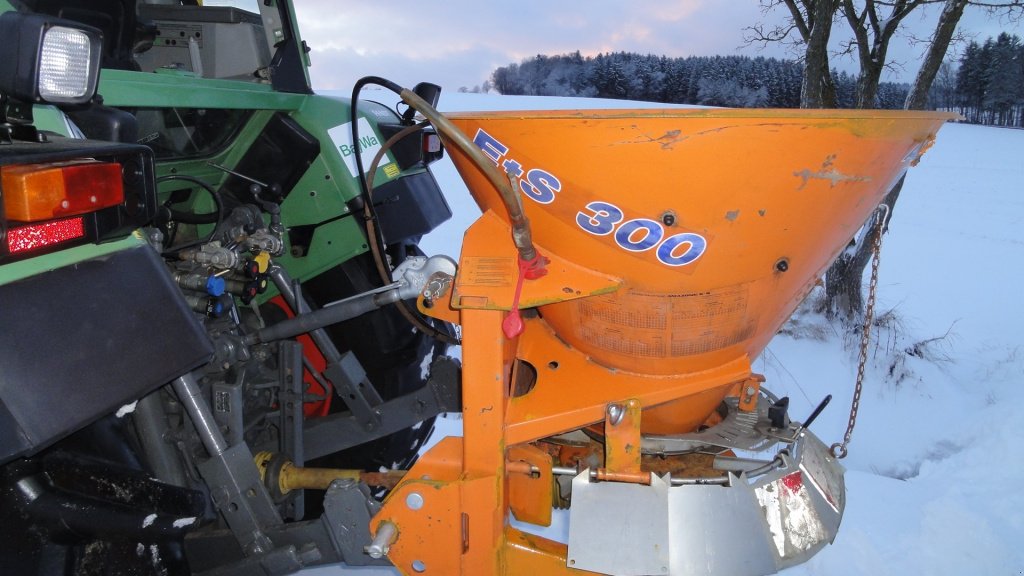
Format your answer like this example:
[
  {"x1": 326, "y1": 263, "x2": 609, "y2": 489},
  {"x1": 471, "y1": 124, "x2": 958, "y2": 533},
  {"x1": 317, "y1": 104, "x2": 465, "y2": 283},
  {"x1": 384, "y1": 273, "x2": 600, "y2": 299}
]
[
  {"x1": 166, "y1": 207, "x2": 218, "y2": 224},
  {"x1": 363, "y1": 122, "x2": 461, "y2": 346},
  {"x1": 350, "y1": 77, "x2": 459, "y2": 346},
  {"x1": 350, "y1": 76, "x2": 403, "y2": 218},
  {"x1": 156, "y1": 174, "x2": 224, "y2": 253}
]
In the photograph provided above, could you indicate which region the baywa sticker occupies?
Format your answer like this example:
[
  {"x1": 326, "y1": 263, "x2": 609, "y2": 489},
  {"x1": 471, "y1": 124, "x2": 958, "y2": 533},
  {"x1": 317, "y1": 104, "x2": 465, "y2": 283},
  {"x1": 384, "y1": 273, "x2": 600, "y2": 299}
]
[{"x1": 328, "y1": 117, "x2": 388, "y2": 178}]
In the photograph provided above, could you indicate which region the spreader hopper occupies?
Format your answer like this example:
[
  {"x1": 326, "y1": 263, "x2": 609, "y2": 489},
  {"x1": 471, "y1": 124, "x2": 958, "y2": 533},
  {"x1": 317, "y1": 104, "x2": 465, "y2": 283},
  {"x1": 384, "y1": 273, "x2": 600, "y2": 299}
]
[{"x1": 444, "y1": 108, "x2": 954, "y2": 435}]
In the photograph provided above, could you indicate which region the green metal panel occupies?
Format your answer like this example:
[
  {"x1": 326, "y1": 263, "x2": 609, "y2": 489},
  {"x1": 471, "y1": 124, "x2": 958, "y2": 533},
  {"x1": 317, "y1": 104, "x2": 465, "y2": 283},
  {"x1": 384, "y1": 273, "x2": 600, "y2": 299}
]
[
  {"x1": 278, "y1": 155, "x2": 351, "y2": 228},
  {"x1": 293, "y1": 94, "x2": 401, "y2": 195},
  {"x1": 280, "y1": 0, "x2": 312, "y2": 77},
  {"x1": 97, "y1": 66, "x2": 432, "y2": 302},
  {"x1": 99, "y1": 69, "x2": 306, "y2": 110},
  {"x1": 31, "y1": 105, "x2": 73, "y2": 137},
  {"x1": 255, "y1": 96, "x2": 375, "y2": 293},
  {"x1": 256, "y1": 94, "x2": 412, "y2": 293}
]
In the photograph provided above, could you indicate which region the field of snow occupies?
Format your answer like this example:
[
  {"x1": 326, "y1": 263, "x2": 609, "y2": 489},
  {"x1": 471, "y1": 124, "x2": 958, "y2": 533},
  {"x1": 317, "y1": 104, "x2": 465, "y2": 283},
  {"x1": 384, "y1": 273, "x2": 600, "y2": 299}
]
[{"x1": 310, "y1": 93, "x2": 1023, "y2": 575}]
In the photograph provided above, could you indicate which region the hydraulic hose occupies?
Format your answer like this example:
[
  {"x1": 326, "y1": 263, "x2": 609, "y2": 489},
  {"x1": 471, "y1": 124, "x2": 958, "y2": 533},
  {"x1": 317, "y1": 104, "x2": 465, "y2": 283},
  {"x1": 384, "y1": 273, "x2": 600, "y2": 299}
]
[
  {"x1": 363, "y1": 122, "x2": 461, "y2": 345},
  {"x1": 349, "y1": 76, "x2": 541, "y2": 345},
  {"x1": 351, "y1": 79, "x2": 460, "y2": 346},
  {"x1": 157, "y1": 174, "x2": 224, "y2": 253},
  {"x1": 397, "y1": 88, "x2": 538, "y2": 262}
]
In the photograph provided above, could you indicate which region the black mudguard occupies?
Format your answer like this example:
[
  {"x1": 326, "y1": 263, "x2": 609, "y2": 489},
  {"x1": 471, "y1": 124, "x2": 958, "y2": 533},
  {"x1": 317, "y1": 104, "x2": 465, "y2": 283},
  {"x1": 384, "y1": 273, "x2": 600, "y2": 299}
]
[{"x1": 0, "y1": 244, "x2": 213, "y2": 464}]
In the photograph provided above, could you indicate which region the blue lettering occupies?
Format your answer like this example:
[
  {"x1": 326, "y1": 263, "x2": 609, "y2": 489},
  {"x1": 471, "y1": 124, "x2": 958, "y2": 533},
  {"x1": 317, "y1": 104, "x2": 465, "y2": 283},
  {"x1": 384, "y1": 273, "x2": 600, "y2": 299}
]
[
  {"x1": 502, "y1": 159, "x2": 524, "y2": 180},
  {"x1": 473, "y1": 129, "x2": 508, "y2": 166},
  {"x1": 576, "y1": 201, "x2": 623, "y2": 236},
  {"x1": 472, "y1": 128, "x2": 710, "y2": 267},
  {"x1": 615, "y1": 219, "x2": 663, "y2": 252},
  {"x1": 657, "y1": 233, "x2": 707, "y2": 266},
  {"x1": 520, "y1": 168, "x2": 560, "y2": 204}
]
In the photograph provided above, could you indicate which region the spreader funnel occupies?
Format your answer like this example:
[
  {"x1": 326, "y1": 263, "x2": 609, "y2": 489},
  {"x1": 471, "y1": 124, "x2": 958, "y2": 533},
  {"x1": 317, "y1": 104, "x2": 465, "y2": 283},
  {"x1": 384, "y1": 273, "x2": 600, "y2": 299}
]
[{"x1": 445, "y1": 108, "x2": 953, "y2": 433}]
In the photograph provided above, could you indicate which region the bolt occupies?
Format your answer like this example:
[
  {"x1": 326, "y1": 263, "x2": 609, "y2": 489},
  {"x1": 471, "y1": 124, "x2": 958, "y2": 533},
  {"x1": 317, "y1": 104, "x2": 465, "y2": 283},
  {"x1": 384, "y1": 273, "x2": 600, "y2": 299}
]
[
  {"x1": 745, "y1": 386, "x2": 757, "y2": 397},
  {"x1": 607, "y1": 404, "x2": 625, "y2": 426},
  {"x1": 365, "y1": 521, "x2": 398, "y2": 559},
  {"x1": 661, "y1": 211, "x2": 676, "y2": 227},
  {"x1": 775, "y1": 258, "x2": 790, "y2": 273},
  {"x1": 405, "y1": 492, "x2": 424, "y2": 510}
]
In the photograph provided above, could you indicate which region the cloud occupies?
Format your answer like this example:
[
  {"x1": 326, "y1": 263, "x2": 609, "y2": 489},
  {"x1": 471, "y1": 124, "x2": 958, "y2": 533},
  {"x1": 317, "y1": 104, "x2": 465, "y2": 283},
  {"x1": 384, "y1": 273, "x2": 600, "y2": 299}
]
[
  {"x1": 284, "y1": 0, "x2": 1024, "y2": 91},
  {"x1": 293, "y1": 0, "x2": 781, "y2": 91}
]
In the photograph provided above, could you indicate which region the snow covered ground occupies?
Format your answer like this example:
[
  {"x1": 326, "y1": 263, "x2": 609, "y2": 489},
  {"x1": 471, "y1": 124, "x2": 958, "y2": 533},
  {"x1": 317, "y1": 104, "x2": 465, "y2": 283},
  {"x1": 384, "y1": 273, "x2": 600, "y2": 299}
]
[{"x1": 309, "y1": 93, "x2": 1023, "y2": 575}]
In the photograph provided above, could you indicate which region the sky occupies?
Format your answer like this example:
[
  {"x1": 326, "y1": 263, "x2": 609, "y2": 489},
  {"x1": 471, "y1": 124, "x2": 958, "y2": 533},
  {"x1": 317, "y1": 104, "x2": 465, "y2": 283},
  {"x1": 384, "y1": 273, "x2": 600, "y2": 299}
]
[{"x1": 269, "y1": 0, "x2": 1024, "y2": 93}]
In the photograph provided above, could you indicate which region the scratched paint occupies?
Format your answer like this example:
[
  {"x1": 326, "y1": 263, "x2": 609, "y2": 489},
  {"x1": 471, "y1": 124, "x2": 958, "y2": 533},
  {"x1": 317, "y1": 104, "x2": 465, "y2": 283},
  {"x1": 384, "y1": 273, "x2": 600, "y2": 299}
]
[{"x1": 794, "y1": 154, "x2": 872, "y2": 190}]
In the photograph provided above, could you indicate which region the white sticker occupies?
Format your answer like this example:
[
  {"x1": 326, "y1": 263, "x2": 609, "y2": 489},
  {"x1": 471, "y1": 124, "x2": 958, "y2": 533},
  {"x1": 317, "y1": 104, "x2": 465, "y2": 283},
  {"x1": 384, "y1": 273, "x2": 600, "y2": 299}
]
[{"x1": 327, "y1": 117, "x2": 385, "y2": 178}]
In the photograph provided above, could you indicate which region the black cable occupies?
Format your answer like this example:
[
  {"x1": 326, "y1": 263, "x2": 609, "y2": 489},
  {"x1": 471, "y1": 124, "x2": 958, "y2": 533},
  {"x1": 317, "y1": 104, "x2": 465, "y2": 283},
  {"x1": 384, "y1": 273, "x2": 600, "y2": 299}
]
[
  {"x1": 156, "y1": 174, "x2": 224, "y2": 254},
  {"x1": 363, "y1": 120, "x2": 460, "y2": 346},
  {"x1": 350, "y1": 76, "x2": 404, "y2": 217},
  {"x1": 350, "y1": 77, "x2": 459, "y2": 346},
  {"x1": 350, "y1": 76, "x2": 405, "y2": 253},
  {"x1": 166, "y1": 207, "x2": 218, "y2": 225}
]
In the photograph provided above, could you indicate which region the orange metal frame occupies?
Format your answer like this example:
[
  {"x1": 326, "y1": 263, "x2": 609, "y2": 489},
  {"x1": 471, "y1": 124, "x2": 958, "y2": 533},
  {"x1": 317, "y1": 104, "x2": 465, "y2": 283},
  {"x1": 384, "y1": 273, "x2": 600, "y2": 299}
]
[{"x1": 375, "y1": 213, "x2": 752, "y2": 575}]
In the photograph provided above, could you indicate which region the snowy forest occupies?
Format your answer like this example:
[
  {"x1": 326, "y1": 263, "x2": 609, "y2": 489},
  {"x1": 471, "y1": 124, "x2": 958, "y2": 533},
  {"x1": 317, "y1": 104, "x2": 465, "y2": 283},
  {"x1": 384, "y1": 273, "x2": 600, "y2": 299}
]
[{"x1": 482, "y1": 32, "x2": 1024, "y2": 128}]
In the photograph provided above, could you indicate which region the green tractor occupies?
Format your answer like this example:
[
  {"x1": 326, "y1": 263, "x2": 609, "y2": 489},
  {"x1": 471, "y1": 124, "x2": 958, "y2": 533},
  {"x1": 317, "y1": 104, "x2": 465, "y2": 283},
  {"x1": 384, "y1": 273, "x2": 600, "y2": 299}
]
[{"x1": 0, "y1": 1, "x2": 460, "y2": 573}]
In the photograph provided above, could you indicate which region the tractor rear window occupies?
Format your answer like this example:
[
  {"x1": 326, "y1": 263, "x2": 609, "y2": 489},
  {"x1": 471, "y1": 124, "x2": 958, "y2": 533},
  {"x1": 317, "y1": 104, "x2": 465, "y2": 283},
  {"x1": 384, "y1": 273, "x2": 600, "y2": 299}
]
[{"x1": 134, "y1": 107, "x2": 249, "y2": 160}]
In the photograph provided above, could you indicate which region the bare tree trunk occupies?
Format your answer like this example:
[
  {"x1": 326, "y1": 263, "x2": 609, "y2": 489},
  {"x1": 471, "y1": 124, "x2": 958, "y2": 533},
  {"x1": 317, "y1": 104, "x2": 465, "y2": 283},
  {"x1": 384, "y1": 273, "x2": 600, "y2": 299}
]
[
  {"x1": 821, "y1": 174, "x2": 902, "y2": 320},
  {"x1": 905, "y1": 0, "x2": 970, "y2": 109},
  {"x1": 822, "y1": 0, "x2": 968, "y2": 322},
  {"x1": 801, "y1": 0, "x2": 841, "y2": 108}
]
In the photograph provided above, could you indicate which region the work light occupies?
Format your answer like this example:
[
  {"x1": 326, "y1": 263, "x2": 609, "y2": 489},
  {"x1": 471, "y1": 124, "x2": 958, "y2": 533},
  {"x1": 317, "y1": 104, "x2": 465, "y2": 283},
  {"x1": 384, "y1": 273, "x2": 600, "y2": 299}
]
[{"x1": 0, "y1": 12, "x2": 103, "y2": 105}]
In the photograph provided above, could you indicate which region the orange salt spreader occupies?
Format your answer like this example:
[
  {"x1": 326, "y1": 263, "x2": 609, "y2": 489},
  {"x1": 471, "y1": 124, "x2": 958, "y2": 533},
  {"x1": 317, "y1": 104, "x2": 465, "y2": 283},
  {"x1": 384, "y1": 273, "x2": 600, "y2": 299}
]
[{"x1": 369, "y1": 97, "x2": 955, "y2": 576}]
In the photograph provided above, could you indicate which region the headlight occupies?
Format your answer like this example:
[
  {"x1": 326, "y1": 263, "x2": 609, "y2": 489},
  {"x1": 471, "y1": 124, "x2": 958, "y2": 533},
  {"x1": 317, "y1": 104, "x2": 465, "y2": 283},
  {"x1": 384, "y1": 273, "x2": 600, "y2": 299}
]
[{"x1": 0, "y1": 12, "x2": 102, "y2": 105}]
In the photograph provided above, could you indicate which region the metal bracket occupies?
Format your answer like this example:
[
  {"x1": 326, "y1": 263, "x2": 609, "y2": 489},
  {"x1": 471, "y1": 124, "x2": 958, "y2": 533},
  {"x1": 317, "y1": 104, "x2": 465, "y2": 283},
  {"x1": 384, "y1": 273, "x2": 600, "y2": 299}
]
[
  {"x1": 321, "y1": 479, "x2": 391, "y2": 566},
  {"x1": 738, "y1": 375, "x2": 765, "y2": 413},
  {"x1": 279, "y1": 340, "x2": 306, "y2": 520},
  {"x1": 640, "y1": 394, "x2": 783, "y2": 456},
  {"x1": 187, "y1": 481, "x2": 392, "y2": 574},
  {"x1": 195, "y1": 443, "x2": 284, "y2": 556},
  {"x1": 173, "y1": 374, "x2": 283, "y2": 558},
  {"x1": 325, "y1": 351, "x2": 383, "y2": 432},
  {"x1": 598, "y1": 398, "x2": 648, "y2": 484},
  {"x1": 507, "y1": 444, "x2": 554, "y2": 527},
  {"x1": 301, "y1": 356, "x2": 461, "y2": 461},
  {"x1": 212, "y1": 375, "x2": 246, "y2": 447}
]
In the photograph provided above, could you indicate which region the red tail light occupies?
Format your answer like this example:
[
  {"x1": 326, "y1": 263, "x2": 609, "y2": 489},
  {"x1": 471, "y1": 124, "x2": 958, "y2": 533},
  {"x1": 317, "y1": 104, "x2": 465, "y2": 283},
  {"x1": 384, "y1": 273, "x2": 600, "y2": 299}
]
[{"x1": 6, "y1": 217, "x2": 86, "y2": 254}]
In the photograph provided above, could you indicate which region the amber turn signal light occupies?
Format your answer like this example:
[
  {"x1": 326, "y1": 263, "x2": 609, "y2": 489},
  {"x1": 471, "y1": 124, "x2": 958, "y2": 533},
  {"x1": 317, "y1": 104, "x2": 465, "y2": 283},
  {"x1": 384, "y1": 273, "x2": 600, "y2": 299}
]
[{"x1": 1, "y1": 160, "x2": 123, "y2": 222}]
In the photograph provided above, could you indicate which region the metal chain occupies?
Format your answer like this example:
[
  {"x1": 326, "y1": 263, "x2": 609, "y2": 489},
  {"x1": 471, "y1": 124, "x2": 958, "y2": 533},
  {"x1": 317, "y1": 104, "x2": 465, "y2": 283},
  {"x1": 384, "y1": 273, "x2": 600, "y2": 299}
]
[{"x1": 830, "y1": 206, "x2": 887, "y2": 459}]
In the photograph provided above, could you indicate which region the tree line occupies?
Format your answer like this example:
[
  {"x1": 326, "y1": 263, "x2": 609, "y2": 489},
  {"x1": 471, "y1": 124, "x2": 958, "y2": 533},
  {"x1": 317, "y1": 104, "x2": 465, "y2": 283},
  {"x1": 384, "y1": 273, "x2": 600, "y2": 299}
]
[
  {"x1": 484, "y1": 37, "x2": 1024, "y2": 128},
  {"x1": 952, "y1": 33, "x2": 1024, "y2": 127},
  {"x1": 487, "y1": 51, "x2": 912, "y2": 109}
]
